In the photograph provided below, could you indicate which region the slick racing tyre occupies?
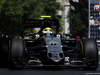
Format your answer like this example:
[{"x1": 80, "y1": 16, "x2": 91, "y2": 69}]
[
  {"x1": 82, "y1": 39, "x2": 98, "y2": 70},
  {"x1": 0, "y1": 38, "x2": 9, "y2": 67},
  {"x1": 9, "y1": 38, "x2": 24, "y2": 69}
]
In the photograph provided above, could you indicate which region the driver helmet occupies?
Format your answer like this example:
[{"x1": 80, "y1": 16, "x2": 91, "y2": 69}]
[{"x1": 42, "y1": 27, "x2": 53, "y2": 37}]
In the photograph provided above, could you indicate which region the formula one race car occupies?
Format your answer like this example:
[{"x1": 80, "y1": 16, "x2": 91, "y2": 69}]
[{"x1": 0, "y1": 16, "x2": 99, "y2": 70}]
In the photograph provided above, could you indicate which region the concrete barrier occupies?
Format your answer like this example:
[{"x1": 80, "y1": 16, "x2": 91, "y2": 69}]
[
  {"x1": 98, "y1": 44, "x2": 100, "y2": 64},
  {"x1": 98, "y1": 49, "x2": 100, "y2": 64}
]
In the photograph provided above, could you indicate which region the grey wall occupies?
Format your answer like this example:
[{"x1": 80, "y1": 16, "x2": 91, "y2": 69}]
[
  {"x1": 98, "y1": 44, "x2": 100, "y2": 64},
  {"x1": 90, "y1": 0, "x2": 100, "y2": 3}
]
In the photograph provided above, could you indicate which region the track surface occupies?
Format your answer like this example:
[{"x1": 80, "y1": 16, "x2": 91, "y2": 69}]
[{"x1": 0, "y1": 65, "x2": 100, "y2": 75}]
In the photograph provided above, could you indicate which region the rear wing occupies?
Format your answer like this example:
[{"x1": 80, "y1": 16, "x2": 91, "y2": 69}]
[
  {"x1": 23, "y1": 19, "x2": 59, "y2": 38},
  {"x1": 24, "y1": 19, "x2": 59, "y2": 28}
]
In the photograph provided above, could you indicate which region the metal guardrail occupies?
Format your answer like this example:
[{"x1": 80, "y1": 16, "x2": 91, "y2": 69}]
[{"x1": 97, "y1": 41, "x2": 100, "y2": 64}]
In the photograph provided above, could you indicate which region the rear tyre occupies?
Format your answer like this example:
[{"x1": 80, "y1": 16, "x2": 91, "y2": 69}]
[
  {"x1": 82, "y1": 39, "x2": 98, "y2": 70},
  {"x1": 9, "y1": 38, "x2": 24, "y2": 69},
  {"x1": 0, "y1": 38, "x2": 9, "y2": 67}
]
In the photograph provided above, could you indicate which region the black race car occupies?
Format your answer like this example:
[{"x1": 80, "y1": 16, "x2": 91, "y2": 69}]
[{"x1": 0, "y1": 17, "x2": 99, "y2": 70}]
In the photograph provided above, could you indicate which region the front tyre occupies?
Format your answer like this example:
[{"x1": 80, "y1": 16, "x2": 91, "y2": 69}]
[
  {"x1": 82, "y1": 39, "x2": 98, "y2": 70},
  {"x1": 9, "y1": 38, "x2": 24, "y2": 69},
  {"x1": 0, "y1": 38, "x2": 9, "y2": 67}
]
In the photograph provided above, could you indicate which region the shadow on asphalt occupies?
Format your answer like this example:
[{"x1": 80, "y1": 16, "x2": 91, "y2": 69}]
[
  {"x1": 0, "y1": 65, "x2": 100, "y2": 72},
  {"x1": 3, "y1": 66, "x2": 98, "y2": 72}
]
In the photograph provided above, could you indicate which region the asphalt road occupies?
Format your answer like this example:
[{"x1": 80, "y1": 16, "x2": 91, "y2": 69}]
[{"x1": 0, "y1": 65, "x2": 100, "y2": 75}]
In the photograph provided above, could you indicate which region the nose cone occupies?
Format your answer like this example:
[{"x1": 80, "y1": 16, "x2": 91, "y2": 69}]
[
  {"x1": 45, "y1": 37, "x2": 64, "y2": 64},
  {"x1": 48, "y1": 52, "x2": 64, "y2": 62}
]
